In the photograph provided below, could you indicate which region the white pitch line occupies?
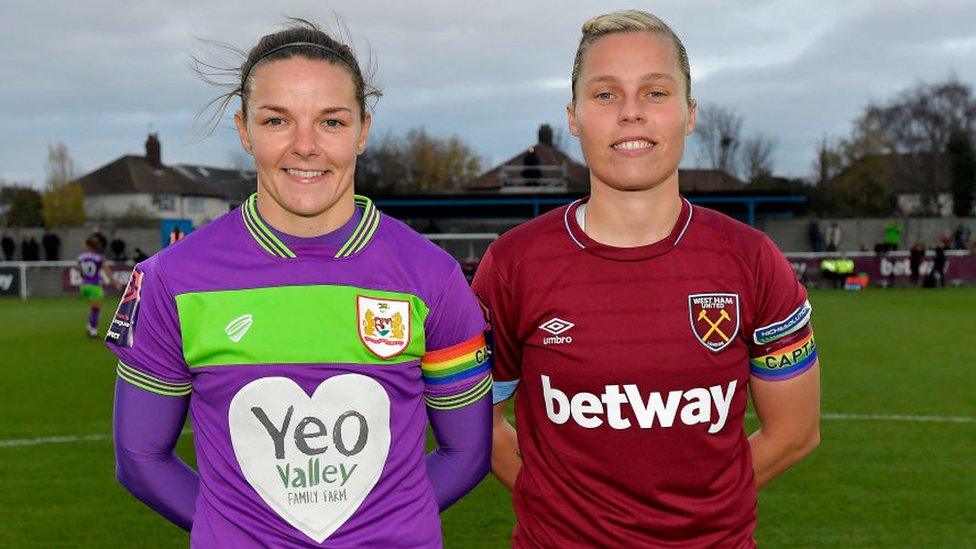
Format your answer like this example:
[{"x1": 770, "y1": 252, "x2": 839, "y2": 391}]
[
  {"x1": 821, "y1": 412, "x2": 976, "y2": 424},
  {"x1": 745, "y1": 412, "x2": 975, "y2": 424},
  {"x1": 0, "y1": 430, "x2": 193, "y2": 448}
]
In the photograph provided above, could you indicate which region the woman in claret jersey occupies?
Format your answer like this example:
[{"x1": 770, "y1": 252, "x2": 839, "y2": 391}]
[
  {"x1": 106, "y1": 18, "x2": 492, "y2": 548},
  {"x1": 474, "y1": 10, "x2": 820, "y2": 548}
]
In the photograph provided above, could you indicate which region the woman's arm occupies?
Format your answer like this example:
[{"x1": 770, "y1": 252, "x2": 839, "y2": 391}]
[
  {"x1": 425, "y1": 392, "x2": 492, "y2": 511},
  {"x1": 114, "y1": 379, "x2": 199, "y2": 530},
  {"x1": 490, "y1": 399, "x2": 521, "y2": 491},
  {"x1": 748, "y1": 361, "x2": 821, "y2": 489}
]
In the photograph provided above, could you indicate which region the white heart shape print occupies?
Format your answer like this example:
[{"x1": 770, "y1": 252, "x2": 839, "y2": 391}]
[{"x1": 228, "y1": 375, "x2": 391, "y2": 543}]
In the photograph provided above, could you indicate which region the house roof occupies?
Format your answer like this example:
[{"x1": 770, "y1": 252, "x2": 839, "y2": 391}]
[
  {"x1": 174, "y1": 164, "x2": 256, "y2": 203},
  {"x1": 467, "y1": 142, "x2": 589, "y2": 191},
  {"x1": 468, "y1": 142, "x2": 747, "y2": 194},
  {"x1": 77, "y1": 155, "x2": 225, "y2": 198},
  {"x1": 677, "y1": 169, "x2": 747, "y2": 193}
]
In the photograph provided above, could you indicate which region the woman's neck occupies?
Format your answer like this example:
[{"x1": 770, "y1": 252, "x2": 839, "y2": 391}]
[
  {"x1": 584, "y1": 175, "x2": 682, "y2": 248},
  {"x1": 256, "y1": 188, "x2": 355, "y2": 238}
]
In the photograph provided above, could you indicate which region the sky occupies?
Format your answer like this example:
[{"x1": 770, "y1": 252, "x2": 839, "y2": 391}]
[{"x1": 1, "y1": 0, "x2": 974, "y2": 188}]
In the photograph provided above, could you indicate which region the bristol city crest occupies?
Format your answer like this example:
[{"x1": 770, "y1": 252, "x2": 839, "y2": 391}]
[
  {"x1": 357, "y1": 296, "x2": 411, "y2": 359},
  {"x1": 688, "y1": 293, "x2": 740, "y2": 352}
]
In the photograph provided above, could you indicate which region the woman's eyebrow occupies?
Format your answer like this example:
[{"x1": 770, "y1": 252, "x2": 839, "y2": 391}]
[
  {"x1": 254, "y1": 105, "x2": 352, "y2": 115},
  {"x1": 585, "y1": 72, "x2": 675, "y2": 86}
]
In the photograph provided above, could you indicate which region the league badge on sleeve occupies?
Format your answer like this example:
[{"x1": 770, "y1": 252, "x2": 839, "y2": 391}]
[
  {"x1": 357, "y1": 296, "x2": 410, "y2": 359},
  {"x1": 106, "y1": 268, "x2": 143, "y2": 348},
  {"x1": 688, "y1": 293, "x2": 740, "y2": 352}
]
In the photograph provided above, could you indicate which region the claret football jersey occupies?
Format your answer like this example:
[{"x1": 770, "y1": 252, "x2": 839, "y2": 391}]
[
  {"x1": 105, "y1": 194, "x2": 490, "y2": 547},
  {"x1": 472, "y1": 197, "x2": 816, "y2": 548}
]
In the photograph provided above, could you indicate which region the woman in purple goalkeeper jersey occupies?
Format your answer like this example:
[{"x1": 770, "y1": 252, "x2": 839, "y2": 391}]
[
  {"x1": 77, "y1": 237, "x2": 119, "y2": 339},
  {"x1": 476, "y1": 10, "x2": 821, "y2": 548},
  {"x1": 107, "y1": 19, "x2": 491, "y2": 547}
]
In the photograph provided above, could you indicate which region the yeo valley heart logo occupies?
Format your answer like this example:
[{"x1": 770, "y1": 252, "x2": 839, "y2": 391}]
[{"x1": 228, "y1": 375, "x2": 391, "y2": 543}]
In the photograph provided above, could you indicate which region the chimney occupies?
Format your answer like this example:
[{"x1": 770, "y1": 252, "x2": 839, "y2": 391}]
[
  {"x1": 538, "y1": 124, "x2": 554, "y2": 147},
  {"x1": 145, "y1": 133, "x2": 162, "y2": 168}
]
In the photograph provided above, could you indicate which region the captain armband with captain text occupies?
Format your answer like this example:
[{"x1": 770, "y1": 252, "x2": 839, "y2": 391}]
[{"x1": 748, "y1": 301, "x2": 817, "y2": 381}]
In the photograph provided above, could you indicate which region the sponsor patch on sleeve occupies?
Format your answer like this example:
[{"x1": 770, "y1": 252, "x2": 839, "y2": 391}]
[
  {"x1": 753, "y1": 299, "x2": 812, "y2": 345},
  {"x1": 105, "y1": 268, "x2": 143, "y2": 348},
  {"x1": 750, "y1": 328, "x2": 817, "y2": 381}
]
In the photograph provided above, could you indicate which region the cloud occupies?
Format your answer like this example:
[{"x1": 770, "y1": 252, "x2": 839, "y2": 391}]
[{"x1": 1, "y1": 0, "x2": 974, "y2": 186}]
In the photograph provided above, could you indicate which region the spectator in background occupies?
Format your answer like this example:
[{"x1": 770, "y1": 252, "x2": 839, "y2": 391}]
[
  {"x1": 91, "y1": 226, "x2": 108, "y2": 250},
  {"x1": 1, "y1": 233, "x2": 14, "y2": 261},
  {"x1": 931, "y1": 243, "x2": 946, "y2": 287},
  {"x1": 953, "y1": 223, "x2": 970, "y2": 250},
  {"x1": 909, "y1": 242, "x2": 924, "y2": 286},
  {"x1": 826, "y1": 222, "x2": 841, "y2": 252},
  {"x1": 132, "y1": 248, "x2": 149, "y2": 263},
  {"x1": 110, "y1": 232, "x2": 126, "y2": 261},
  {"x1": 168, "y1": 226, "x2": 184, "y2": 245},
  {"x1": 884, "y1": 220, "x2": 902, "y2": 252},
  {"x1": 808, "y1": 220, "x2": 824, "y2": 252},
  {"x1": 940, "y1": 231, "x2": 952, "y2": 250},
  {"x1": 42, "y1": 229, "x2": 61, "y2": 260},
  {"x1": 521, "y1": 146, "x2": 542, "y2": 184},
  {"x1": 21, "y1": 236, "x2": 40, "y2": 261}
]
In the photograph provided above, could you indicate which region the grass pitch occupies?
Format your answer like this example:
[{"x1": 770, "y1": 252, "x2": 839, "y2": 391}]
[{"x1": 1, "y1": 289, "x2": 974, "y2": 547}]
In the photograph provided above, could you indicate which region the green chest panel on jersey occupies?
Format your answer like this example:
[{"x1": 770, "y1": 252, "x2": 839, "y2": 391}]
[{"x1": 175, "y1": 285, "x2": 428, "y2": 367}]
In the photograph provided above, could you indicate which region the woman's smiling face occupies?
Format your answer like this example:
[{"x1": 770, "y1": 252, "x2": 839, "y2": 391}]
[
  {"x1": 568, "y1": 31, "x2": 696, "y2": 193},
  {"x1": 235, "y1": 56, "x2": 370, "y2": 225}
]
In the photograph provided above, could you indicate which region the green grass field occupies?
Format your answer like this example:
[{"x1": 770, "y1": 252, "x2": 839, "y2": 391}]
[{"x1": 2, "y1": 289, "x2": 974, "y2": 547}]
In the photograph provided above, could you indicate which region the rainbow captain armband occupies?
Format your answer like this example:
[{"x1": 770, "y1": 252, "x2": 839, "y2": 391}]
[
  {"x1": 421, "y1": 334, "x2": 492, "y2": 410},
  {"x1": 749, "y1": 327, "x2": 817, "y2": 381}
]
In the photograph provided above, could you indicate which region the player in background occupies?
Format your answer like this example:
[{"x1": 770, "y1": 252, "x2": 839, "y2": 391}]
[
  {"x1": 77, "y1": 237, "x2": 120, "y2": 338},
  {"x1": 106, "y1": 19, "x2": 491, "y2": 546},
  {"x1": 473, "y1": 10, "x2": 820, "y2": 547}
]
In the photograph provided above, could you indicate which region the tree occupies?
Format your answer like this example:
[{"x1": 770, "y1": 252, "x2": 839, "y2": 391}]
[
  {"x1": 355, "y1": 128, "x2": 482, "y2": 194},
  {"x1": 0, "y1": 184, "x2": 44, "y2": 227},
  {"x1": 811, "y1": 156, "x2": 894, "y2": 217},
  {"x1": 853, "y1": 77, "x2": 976, "y2": 212},
  {"x1": 741, "y1": 133, "x2": 777, "y2": 185},
  {"x1": 947, "y1": 129, "x2": 976, "y2": 217},
  {"x1": 41, "y1": 143, "x2": 85, "y2": 228},
  {"x1": 356, "y1": 132, "x2": 410, "y2": 195},
  {"x1": 694, "y1": 104, "x2": 742, "y2": 176},
  {"x1": 813, "y1": 135, "x2": 844, "y2": 185}
]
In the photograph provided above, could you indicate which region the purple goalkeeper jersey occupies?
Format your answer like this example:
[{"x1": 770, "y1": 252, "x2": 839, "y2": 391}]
[
  {"x1": 105, "y1": 194, "x2": 490, "y2": 547},
  {"x1": 77, "y1": 251, "x2": 105, "y2": 285}
]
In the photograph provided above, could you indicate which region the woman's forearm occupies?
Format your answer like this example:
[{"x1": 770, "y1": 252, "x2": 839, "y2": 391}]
[
  {"x1": 114, "y1": 379, "x2": 199, "y2": 530},
  {"x1": 490, "y1": 402, "x2": 521, "y2": 491},
  {"x1": 425, "y1": 393, "x2": 492, "y2": 510}
]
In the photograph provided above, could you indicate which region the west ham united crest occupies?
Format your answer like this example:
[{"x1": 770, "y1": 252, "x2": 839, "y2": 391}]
[
  {"x1": 357, "y1": 296, "x2": 410, "y2": 359},
  {"x1": 688, "y1": 293, "x2": 740, "y2": 352}
]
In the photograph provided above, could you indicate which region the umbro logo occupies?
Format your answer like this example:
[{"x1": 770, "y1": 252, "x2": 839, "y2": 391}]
[
  {"x1": 225, "y1": 314, "x2": 254, "y2": 343},
  {"x1": 540, "y1": 317, "x2": 574, "y2": 345}
]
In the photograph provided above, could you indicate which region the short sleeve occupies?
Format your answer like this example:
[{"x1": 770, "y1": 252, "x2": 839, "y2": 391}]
[
  {"x1": 420, "y1": 264, "x2": 491, "y2": 411},
  {"x1": 471, "y1": 247, "x2": 522, "y2": 404},
  {"x1": 104, "y1": 257, "x2": 191, "y2": 396},
  {"x1": 747, "y1": 236, "x2": 818, "y2": 381}
]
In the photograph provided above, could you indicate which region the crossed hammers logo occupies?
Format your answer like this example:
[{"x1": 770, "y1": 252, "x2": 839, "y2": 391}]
[{"x1": 697, "y1": 308, "x2": 731, "y2": 342}]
